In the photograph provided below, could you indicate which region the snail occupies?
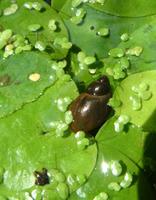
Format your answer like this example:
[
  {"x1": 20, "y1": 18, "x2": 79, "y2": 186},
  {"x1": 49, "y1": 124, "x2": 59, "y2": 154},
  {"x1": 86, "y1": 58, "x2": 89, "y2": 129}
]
[
  {"x1": 34, "y1": 168, "x2": 49, "y2": 186},
  {"x1": 70, "y1": 76, "x2": 112, "y2": 133}
]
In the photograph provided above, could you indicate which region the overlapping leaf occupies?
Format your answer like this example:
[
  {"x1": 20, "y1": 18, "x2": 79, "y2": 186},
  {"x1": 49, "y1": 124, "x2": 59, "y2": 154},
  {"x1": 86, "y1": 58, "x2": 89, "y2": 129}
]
[
  {"x1": 90, "y1": 0, "x2": 156, "y2": 17},
  {"x1": 113, "y1": 71, "x2": 156, "y2": 132},
  {"x1": 69, "y1": 118, "x2": 156, "y2": 200},
  {"x1": 0, "y1": 51, "x2": 57, "y2": 118},
  {"x1": 0, "y1": 77, "x2": 97, "y2": 199},
  {"x1": 0, "y1": 1, "x2": 155, "y2": 199},
  {"x1": 103, "y1": 20, "x2": 156, "y2": 75},
  {"x1": 60, "y1": 1, "x2": 156, "y2": 58}
]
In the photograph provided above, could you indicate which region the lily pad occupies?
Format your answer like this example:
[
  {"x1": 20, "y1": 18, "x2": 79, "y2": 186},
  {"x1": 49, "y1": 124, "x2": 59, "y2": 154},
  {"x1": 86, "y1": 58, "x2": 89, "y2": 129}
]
[
  {"x1": 0, "y1": 76, "x2": 97, "y2": 198},
  {"x1": 61, "y1": 3, "x2": 156, "y2": 58},
  {"x1": 96, "y1": 117, "x2": 148, "y2": 168},
  {"x1": 102, "y1": 19, "x2": 156, "y2": 77},
  {"x1": 69, "y1": 118, "x2": 156, "y2": 200},
  {"x1": 0, "y1": 51, "x2": 57, "y2": 118},
  {"x1": 113, "y1": 70, "x2": 156, "y2": 132},
  {"x1": 89, "y1": 0, "x2": 156, "y2": 17},
  {"x1": 69, "y1": 150, "x2": 155, "y2": 200},
  {"x1": 118, "y1": 21, "x2": 156, "y2": 74}
]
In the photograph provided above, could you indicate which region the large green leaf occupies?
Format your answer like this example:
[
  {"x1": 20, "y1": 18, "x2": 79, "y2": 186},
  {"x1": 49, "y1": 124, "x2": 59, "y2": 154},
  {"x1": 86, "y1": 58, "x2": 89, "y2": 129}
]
[
  {"x1": 0, "y1": 51, "x2": 57, "y2": 118},
  {"x1": 0, "y1": 77, "x2": 97, "y2": 199},
  {"x1": 0, "y1": 0, "x2": 69, "y2": 59},
  {"x1": 60, "y1": 2, "x2": 156, "y2": 58},
  {"x1": 113, "y1": 70, "x2": 156, "y2": 132},
  {"x1": 0, "y1": 1, "x2": 155, "y2": 200},
  {"x1": 69, "y1": 118, "x2": 156, "y2": 200},
  {"x1": 103, "y1": 20, "x2": 156, "y2": 75},
  {"x1": 96, "y1": 118, "x2": 147, "y2": 168},
  {"x1": 69, "y1": 151, "x2": 155, "y2": 200},
  {"x1": 60, "y1": 1, "x2": 156, "y2": 92},
  {"x1": 95, "y1": 19, "x2": 156, "y2": 94},
  {"x1": 90, "y1": 0, "x2": 156, "y2": 17}
]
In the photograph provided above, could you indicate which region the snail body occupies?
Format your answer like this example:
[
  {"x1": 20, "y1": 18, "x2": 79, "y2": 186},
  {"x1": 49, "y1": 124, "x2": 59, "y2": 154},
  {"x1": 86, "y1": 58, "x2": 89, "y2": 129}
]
[{"x1": 70, "y1": 76, "x2": 112, "y2": 133}]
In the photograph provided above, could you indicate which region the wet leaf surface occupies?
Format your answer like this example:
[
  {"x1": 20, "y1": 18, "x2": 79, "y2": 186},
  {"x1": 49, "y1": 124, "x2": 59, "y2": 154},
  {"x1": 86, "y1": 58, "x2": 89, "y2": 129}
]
[
  {"x1": 0, "y1": 51, "x2": 57, "y2": 118},
  {"x1": 113, "y1": 71, "x2": 156, "y2": 132},
  {"x1": 0, "y1": 0, "x2": 69, "y2": 59},
  {"x1": 0, "y1": 1, "x2": 156, "y2": 199},
  {"x1": 0, "y1": 77, "x2": 97, "y2": 198},
  {"x1": 69, "y1": 118, "x2": 156, "y2": 200}
]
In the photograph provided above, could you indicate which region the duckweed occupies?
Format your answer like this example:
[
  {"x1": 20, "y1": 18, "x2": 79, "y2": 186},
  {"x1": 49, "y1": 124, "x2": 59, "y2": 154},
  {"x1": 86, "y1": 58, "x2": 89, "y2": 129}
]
[
  {"x1": 23, "y1": 2, "x2": 33, "y2": 9},
  {"x1": 65, "y1": 110, "x2": 73, "y2": 124},
  {"x1": 71, "y1": 8, "x2": 86, "y2": 25},
  {"x1": 108, "y1": 97, "x2": 122, "y2": 108},
  {"x1": 28, "y1": 24, "x2": 42, "y2": 32},
  {"x1": 35, "y1": 41, "x2": 46, "y2": 51},
  {"x1": 108, "y1": 48, "x2": 125, "y2": 58},
  {"x1": 56, "y1": 97, "x2": 72, "y2": 112},
  {"x1": 108, "y1": 182, "x2": 121, "y2": 191},
  {"x1": 0, "y1": 29, "x2": 13, "y2": 41},
  {"x1": 96, "y1": 27, "x2": 109, "y2": 37},
  {"x1": 32, "y1": 2, "x2": 43, "y2": 11},
  {"x1": 76, "y1": 174, "x2": 86, "y2": 184},
  {"x1": 130, "y1": 82, "x2": 152, "y2": 111},
  {"x1": 67, "y1": 174, "x2": 78, "y2": 189},
  {"x1": 54, "y1": 37, "x2": 72, "y2": 49},
  {"x1": 120, "y1": 172, "x2": 133, "y2": 188},
  {"x1": 114, "y1": 115, "x2": 130, "y2": 132},
  {"x1": 3, "y1": 3, "x2": 18, "y2": 16},
  {"x1": 126, "y1": 46, "x2": 143, "y2": 56},
  {"x1": 129, "y1": 95, "x2": 142, "y2": 111},
  {"x1": 119, "y1": 57, "x2": 130, "y2": 69},
  {"x1": 48, "y1": 19, "x2": 57, "y2": 31},
  {"x1": 77, "y1": 138, "x2": 90, "y2": 150},
  {"x1": 88, "y1": 68, "x2": 97, "y2": 74},
  {"x1": 3, "y1": 46, "x2": 14, "y2": 58},
  {"x1": 120, "y1": 33, "x2": 129, "y2": 42},
  {"x1": 84, "y1": 56, "x2": 96, "y2": 65},
  {"x1": 110, "y1": 160, "x2": 122, "y2": 176},
  {"x1": 93, "y1": 192, "x2": 109, "y2": 200},
  {"x1": 75, "y1": 131, "x2": 85, "y2": 139}
]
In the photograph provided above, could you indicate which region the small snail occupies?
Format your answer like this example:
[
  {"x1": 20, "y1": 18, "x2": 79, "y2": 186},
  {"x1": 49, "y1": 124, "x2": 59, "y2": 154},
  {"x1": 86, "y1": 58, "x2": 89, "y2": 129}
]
[
  {"x1": 34, "y1": 168, "x2": 49, "y2": 186},
  {"x1": 70, "y1": 76, "x2": 112, "y2": 133}
]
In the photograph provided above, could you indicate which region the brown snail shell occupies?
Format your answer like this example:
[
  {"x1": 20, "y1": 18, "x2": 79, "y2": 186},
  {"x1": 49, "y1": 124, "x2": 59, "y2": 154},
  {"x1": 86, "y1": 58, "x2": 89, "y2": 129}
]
[
  {"x1": 87, "y1": 76, "x2": 111, "y2": 96},
  {"x1": 69, "y1": 75, "x2": 112, "y2": 133},
  {"x1": 70, "y1": 92, "x2": 111, "y2": 133}
]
